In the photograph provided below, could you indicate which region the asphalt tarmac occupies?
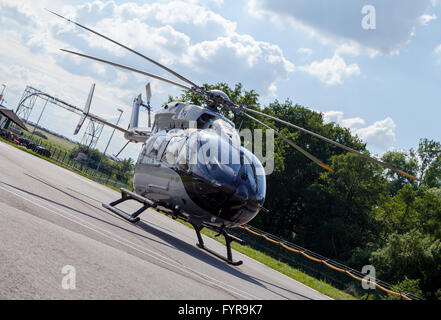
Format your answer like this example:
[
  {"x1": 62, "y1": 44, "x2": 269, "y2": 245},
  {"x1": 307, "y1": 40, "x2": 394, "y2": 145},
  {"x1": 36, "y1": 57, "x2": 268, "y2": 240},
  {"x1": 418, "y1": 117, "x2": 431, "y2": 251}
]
[{"x1": 0, "y1": 141, "x2": 331, "y2": 300}]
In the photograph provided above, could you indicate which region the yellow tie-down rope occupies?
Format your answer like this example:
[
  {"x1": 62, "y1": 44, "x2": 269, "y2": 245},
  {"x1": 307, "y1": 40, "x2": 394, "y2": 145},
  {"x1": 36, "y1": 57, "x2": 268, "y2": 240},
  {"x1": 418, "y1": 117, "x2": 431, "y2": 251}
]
[{"x1": 238, "y1": 226, "x2": 412, "y2": 300}]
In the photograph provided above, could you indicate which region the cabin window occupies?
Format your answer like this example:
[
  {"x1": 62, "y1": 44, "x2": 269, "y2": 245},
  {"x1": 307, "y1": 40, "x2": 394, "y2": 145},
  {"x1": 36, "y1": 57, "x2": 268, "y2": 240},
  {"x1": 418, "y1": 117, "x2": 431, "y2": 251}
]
[
  {"x1": 140, "y1": 136, "x2": 156, "y2": 164},
  {"x1": 140, "y1": 135, "x2": 165, "y2": 163},
  {"x1": 137, "y1": 145, "x2": 146, "y2": 164},
  {"x1": 177, "y1": 136, "x2": 191, "y2": 171},
  {"x1": 162, "y1": 136, "x2": 187, "y2": 165}
]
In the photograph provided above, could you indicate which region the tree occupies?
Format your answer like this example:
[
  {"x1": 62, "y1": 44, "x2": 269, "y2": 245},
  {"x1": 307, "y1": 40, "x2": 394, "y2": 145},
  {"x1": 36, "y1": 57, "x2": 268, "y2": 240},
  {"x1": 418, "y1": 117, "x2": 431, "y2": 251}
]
[
  {"x1": 115, "y1": 158, "x2": 134, "y2": 183},
  {"x1": 424, "y1": 158, "x2": 441, "y2": 188},
  {"x1": 296, "y1": 153, "x2": 387, "y2": 260},
  {"x1": 387, "y1": 277, "x2": 423, "y2": 300},
  {"x1": 374, "y1": 185, "x2": 422, "y2": 237},
  {"x1": 415, "y1": 138, "x2": 441, "y2": 184},
  {"x1": 370, "y1": 229, "x2": 441, "y2": 299},
  {"x1": 381, "y1": 150, "x2": 419, "y2": 196}
]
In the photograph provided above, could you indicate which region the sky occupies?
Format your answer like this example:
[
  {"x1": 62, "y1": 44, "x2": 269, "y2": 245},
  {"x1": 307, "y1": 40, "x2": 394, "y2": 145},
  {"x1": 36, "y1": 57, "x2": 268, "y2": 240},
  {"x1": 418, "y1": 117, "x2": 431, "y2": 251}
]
[{"x1": 0, "y1": 0, "x2": 440, "y2": 161}]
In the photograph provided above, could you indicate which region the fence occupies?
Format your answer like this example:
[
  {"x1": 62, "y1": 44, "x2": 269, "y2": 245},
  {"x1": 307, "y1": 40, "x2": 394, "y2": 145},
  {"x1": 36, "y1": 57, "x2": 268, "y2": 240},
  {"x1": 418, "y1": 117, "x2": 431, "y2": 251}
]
[
  {"x1": 19, "y1": 131, "x2": 131, "y2": 190},
  {"x1": 227, "y1": 224, "x2": 422, "y2": 300}
]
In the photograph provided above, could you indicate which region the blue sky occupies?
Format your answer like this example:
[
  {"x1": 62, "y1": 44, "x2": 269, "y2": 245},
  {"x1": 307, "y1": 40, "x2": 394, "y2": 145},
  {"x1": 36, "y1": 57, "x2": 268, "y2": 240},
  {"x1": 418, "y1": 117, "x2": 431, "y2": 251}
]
[{"x1": 0, "y1": 0, "x2": 440, "y2": 161}]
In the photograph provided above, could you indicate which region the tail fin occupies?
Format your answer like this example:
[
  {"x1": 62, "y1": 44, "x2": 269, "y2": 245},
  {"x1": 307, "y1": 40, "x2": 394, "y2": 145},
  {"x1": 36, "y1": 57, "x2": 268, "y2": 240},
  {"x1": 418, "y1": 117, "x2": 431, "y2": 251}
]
[
  {"x1": 74, "y1": 83, "x2": 95, "y2": 135},
  {"x1": 145, "y1": 83, "x2": 152, "y2": 128},
  {"x1": 128, "y1": 94, "x2": 142, "y2": 132}
]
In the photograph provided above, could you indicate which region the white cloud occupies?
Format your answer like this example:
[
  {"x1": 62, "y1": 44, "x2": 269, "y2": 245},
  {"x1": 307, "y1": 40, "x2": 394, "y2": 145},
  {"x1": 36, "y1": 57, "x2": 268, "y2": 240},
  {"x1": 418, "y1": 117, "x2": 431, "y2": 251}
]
[
  {"x1": 356, "y1": 117, "x2": 396, "y2": 150},
  {"x1": 0, "y1": 0, "x2": 295, "y2": 102},
  {"x1": 61, "y1": 0, "x2": 294, "y2": 96},
  {"x1": 186, "y1": 34, "x2": 294, "y2": 94},
  {"x1": 323, "y1": 110, "x2": 396, "y2": 151},
  {"x1": 420, "y1": 14, "x2": 437, "y2": 25},
  {"x1": 249, "y1": 0, "x2": 434, "y2": 55},
  {"x1": 298, "y1": 53, "x2": 360, "y2": 85},
  {"x1": 0, "y1": 0, "x2": 296, "y2": 161}
]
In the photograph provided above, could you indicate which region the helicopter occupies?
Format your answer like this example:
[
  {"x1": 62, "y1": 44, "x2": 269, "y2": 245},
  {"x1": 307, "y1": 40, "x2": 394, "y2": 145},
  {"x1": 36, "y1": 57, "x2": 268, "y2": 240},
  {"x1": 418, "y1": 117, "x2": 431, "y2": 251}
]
[{"x1": 48, "y1": 10, "x2": 421, "y2": 266}]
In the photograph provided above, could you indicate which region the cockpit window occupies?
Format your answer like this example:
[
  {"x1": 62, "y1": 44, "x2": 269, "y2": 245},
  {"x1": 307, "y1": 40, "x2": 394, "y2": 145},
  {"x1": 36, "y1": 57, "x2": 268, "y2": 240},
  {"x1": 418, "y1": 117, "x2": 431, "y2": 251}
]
[
  {"x1": 242, "y1": 148, "x2": 266, "y2": 202},
  {"x1": 187, "y1": 131, "x2": 266, "y2": 203},
  {"x1": 193, "y1": 133, "x2": 242, "y2": 185},
  {"x1": 162, "y1": 136, "x2": 187, "y2": 165}
]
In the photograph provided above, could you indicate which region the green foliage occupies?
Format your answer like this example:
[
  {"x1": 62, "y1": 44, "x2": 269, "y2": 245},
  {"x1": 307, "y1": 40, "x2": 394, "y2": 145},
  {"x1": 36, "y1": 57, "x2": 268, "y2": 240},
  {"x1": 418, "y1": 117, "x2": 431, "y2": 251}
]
[
  {"x1": 416, "y1": 138, "x2": 441, "y2": 182},
  {"x1": 297, "y1": 153, "x2": 387, "y2": 261},
  {"x1": 115, "y1": 158, "x2": 134, "y2": 183},
  {"x1": 381, "y1": 150, "x2": 419, "y2": 195},
  {"x1": 387, "y1": 277, "x2": 424, "y2": 300},
  {"x1": 371, "y1": 230, "x2": 441, "y2": 297},
  {"x1": 68, "y1": 145, "x2": 134, "y2": 183}
]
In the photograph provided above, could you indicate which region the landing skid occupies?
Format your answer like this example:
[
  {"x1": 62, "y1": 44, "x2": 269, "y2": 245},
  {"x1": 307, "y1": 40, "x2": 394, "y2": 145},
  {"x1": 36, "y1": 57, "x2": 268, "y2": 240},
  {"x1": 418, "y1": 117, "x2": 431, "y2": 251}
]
[
  {"x1": 192, "y1": 224, "x2": 244, "y2": 266},
  {"x1": 102, "y1": 188, "x2": 157, "y2": 223},
  {"x1": 103, "y1": 188, "x2": 245, "y2": 266}
]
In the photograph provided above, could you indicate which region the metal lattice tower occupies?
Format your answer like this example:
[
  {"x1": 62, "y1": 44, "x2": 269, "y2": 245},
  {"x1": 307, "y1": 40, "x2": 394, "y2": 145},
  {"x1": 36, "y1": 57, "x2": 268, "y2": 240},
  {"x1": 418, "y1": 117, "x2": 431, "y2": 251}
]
[
  {"x1": 15, "y1": 85, "x2": 106, "y2": 149},
  {"x1": 16, "y1": 86, "x2": 39, "y2": 122},
  {"x1": 80, "y1": 119, "x2": 104, "y2": 149}
]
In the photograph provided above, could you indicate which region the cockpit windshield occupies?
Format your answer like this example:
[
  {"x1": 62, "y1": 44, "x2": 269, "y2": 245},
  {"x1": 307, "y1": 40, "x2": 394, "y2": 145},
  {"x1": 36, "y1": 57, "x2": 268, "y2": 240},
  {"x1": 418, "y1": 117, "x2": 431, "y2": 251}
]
[
  {"x1": 190, "y1": 132, "x2": 241, "y2": 184},
  {"x1": 242, "y1": 148, "x2": 266, "y2": 203},
  {"x1": 189, "y1": 131, "x2": 266, "y2": 203}
]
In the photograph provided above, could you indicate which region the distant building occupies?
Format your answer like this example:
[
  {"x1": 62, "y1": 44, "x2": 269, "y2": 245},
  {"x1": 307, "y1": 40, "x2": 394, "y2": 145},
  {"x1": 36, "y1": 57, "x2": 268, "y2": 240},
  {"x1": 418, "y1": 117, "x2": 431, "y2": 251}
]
[{"x1": 0, "y1": 106, "x2": 28, "y2": 131}]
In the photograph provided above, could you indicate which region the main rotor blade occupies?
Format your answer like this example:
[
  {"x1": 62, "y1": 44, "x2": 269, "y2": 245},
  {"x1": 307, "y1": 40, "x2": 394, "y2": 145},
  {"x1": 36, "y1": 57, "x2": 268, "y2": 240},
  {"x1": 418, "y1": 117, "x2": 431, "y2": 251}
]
[
  {"x1": 60, "y1": 49, "x2": 191, "y2": 90},
  {"x1": 47, "y1": 9, "x2": 200, "y2": 89},
  {"x1": 242, "y1": 107, "x2": 422, "y2": 181},
  {"x1": 242, "y1": 112, "x2": 333, "y2": 172}
]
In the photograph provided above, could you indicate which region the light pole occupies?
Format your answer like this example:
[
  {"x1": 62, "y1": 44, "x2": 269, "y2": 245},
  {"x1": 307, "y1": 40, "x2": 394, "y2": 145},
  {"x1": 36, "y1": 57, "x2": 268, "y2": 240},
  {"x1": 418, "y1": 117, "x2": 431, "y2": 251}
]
[
  {"x1": 30, "y1": 99, "x2": 49, "y2": 141},
  {"x1": 96, "y1": 108, "x2": 124, "y2": 172},
  {"x1": 0, "y1": 84, "x2": 6, "y2": 105}
]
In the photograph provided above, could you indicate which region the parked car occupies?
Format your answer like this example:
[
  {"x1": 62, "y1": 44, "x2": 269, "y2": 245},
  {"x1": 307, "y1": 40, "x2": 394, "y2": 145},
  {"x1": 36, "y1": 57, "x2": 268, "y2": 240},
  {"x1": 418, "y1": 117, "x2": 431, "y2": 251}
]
[
  {"x1": 26, "y1": 143, "x2": 38, "y2": 152},
  {"x1": 1, "y1": 129, "x2": 13, "y2": 141},
  {"x1": 17, "y1": 137, "x2": 30, "y2": 147},
  {"x1": 35, "y1": 146, "x2": 51, "y2": 158}
]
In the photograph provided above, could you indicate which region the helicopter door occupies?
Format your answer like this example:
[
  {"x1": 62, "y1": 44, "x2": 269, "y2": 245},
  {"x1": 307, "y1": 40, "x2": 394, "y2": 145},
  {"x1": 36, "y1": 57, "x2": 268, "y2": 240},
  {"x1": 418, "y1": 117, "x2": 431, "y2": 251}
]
[
  {"x1": 144, "y1": 135, "x2": 172, "y2": 200},
  {"x1": 135, "y1": 135, "x2": 166, "y2": 196}
]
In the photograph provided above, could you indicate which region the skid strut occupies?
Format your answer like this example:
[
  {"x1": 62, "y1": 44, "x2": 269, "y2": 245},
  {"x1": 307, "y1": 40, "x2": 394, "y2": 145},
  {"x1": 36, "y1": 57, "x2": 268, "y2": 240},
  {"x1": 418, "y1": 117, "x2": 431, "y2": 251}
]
[
  {"x1": 103, "y1": 189, "x2": 245, "y2": 266},
  {"x1": 102, "y1": 188, "x2": 156, "y2": 223},
  {"x1": 192, "y1": 224, "x2": 245, "y2": 266}
]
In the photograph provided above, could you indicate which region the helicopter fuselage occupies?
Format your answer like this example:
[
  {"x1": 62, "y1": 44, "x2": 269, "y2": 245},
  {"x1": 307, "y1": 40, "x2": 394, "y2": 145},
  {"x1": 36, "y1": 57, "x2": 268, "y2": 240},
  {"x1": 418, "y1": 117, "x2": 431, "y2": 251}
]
[{"x1": 132, "y1": 101, "x2": 266, "y2": 228}]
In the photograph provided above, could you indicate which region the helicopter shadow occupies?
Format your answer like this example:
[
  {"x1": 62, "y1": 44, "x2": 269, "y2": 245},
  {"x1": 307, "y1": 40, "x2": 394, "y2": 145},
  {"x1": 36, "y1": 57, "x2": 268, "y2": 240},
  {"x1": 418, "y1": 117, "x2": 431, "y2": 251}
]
[
  {"x1": 132, "y1": 215, "x2": 313, "y2": 300},
  {"x1": 5, "y1": 174, "x2": 174, "y2": 249},
  {"x1": 65, "y1": 186, "x2": 175, "y2": 235},
  {"x1": 17, "y1": 173, "x2": 312, "y2": 300}
]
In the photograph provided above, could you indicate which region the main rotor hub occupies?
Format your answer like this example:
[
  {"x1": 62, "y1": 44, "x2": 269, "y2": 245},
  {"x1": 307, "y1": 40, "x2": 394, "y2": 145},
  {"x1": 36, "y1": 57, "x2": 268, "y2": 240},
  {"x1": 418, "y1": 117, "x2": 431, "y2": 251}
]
[
  {"x1": 208, "y1": 90, "x2": 231, "y2": 102},
  {"x1": 206, "y1": 90, "x2": 231, "y2": 111}
]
